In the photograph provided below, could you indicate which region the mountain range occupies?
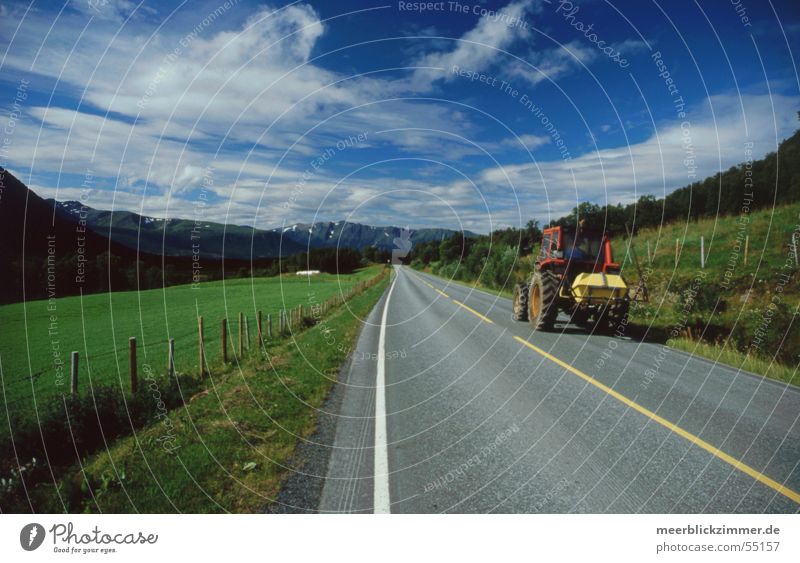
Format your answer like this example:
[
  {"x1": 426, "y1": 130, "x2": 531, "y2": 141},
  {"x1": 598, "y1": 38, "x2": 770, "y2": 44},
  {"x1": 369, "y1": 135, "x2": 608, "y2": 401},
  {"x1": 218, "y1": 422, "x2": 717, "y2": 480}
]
[{"x1": 48, "y1": 200, "x2": 473, "y2": 259}]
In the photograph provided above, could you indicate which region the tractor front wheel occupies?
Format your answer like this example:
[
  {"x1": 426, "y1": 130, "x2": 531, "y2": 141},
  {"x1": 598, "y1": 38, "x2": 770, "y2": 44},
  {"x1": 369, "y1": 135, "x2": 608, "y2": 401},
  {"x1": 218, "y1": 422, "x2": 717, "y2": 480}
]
[
  {"x1": 512, "y1": 283, "x2": 529, "y2": 321},
  {"x1": 528, "y1": 271, "x2": 559, "y2": 331}
]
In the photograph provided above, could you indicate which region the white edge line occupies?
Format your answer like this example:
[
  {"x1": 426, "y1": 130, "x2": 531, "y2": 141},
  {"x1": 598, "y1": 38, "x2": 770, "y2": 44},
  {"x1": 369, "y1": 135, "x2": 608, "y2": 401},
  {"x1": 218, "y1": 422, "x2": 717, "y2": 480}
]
[{"x1": 374, "y1": 266, "x2": 398, "y2": 513}]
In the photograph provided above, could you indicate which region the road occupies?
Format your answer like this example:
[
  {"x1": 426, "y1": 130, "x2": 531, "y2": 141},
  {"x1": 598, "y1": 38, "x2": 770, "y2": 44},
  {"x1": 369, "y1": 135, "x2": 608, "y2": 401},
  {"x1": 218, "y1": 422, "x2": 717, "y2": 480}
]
[{"x1": 316, "y1": 266, "x2": 800, "y2": 513}]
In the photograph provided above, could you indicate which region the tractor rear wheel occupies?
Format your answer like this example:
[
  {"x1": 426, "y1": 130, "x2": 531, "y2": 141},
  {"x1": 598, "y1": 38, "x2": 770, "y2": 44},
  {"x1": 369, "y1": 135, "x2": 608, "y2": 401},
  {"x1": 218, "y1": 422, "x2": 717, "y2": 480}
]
[
  {"x1": 512, "y1": 283, "x2": 529, "y2": 321},
  {"x1": 528, "y1": 271, "x2": 559, "y2": 331}
]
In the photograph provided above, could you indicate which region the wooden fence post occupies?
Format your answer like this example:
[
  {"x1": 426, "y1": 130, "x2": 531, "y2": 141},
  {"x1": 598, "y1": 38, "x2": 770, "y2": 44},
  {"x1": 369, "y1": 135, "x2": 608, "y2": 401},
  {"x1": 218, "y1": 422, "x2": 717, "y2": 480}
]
[
  {"x1": 129, "y1": 337, "x2": 137, "y2": 393},
  {"x1": 239, "y1": 312, "x2": 244, "y2": 356},
  {"x1": 70, "y1": 351, "x2": 79, "y2": 396},
  {"x1": 198, "y1": 316, "x2": 206, "y2": 377},
  {"x1": 168, "y1": 338, "x2": 175, "y2": 378},
  {"x1": 244, "y1": 314, "x2": 250, "y2": 350},
  {"x1": 221, "y1": 318, "x2": 228, "y2": 363},
  {"x1": 700, "y1": 236, "x2": 705, "y2": 269},
  {"x1": 744, "y1": 235, "x2": 749, "y2": 267},
  {"x1": 267, "y1": 313, "x2": 273, "y2": 339},
  {"x1": 257, "y1": 311, "x2": 262, "y2": 346}
]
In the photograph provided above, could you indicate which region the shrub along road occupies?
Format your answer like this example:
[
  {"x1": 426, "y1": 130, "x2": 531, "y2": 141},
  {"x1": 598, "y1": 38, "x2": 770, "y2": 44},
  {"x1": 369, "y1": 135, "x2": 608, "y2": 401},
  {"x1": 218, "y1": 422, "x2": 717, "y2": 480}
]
[{"x1": 314, "y1": 266, "x2": 799, "y2": 513}]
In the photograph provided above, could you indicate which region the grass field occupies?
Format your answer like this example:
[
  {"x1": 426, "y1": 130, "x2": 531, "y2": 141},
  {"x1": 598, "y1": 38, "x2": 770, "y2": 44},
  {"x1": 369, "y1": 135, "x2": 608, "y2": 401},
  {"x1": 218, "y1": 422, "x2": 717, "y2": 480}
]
[
  {"x1": 0, "y1": 267, "x2": 381, "y2": 440},
  {"x1": 24, "y1": 269, "x2": 391, "y2": 513}
]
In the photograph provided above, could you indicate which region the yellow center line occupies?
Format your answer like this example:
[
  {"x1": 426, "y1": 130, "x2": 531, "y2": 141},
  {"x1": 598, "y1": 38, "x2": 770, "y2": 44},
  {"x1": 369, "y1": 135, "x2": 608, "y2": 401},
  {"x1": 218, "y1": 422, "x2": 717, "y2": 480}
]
[
  {"x1": 513, "y1": 335, "x2": 800, "y2": 506},
  {"x1": 453, "y1": 300, "x2": 494, "y2": 325},
  {"x1": 435, "y1": 288, "x2": 450, "y2": 298}
]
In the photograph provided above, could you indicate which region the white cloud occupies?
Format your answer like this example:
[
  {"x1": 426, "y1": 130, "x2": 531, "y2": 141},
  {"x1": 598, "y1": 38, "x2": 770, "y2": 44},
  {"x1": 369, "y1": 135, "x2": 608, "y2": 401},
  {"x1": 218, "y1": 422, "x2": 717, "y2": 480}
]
[
  {"x1": 501, "y1": 134, "x2": 551, "y2": 151},
  {"x1": 506, "y1": 40, "x2": 598, "y2": 87},
  {"x1": 410, "y1": 0, "x2": 537, "y2": 90}
]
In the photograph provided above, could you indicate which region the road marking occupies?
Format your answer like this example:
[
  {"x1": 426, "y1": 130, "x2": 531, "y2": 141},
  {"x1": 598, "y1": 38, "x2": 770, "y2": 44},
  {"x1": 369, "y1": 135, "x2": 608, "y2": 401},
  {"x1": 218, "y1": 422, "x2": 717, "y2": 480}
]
[
  {"x1": 374, "y1": 269, "x2": 398, "y2": 513},
  {"x1": 453, "y1": 300, "x2": 494, "y2": 325},
  {"x1": 434, "y1": 288, "x2": 450, "y2": 298},
  {"x1": 513, "y1": 335, "x2": 800, "y2": 505}
]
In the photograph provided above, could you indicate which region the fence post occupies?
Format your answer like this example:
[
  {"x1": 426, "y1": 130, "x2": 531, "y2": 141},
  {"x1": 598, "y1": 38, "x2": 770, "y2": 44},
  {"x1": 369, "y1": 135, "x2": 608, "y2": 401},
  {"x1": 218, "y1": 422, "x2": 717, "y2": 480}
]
[
  {"x1": 221, "y1": 318, "x2": 228, "y2": 363},
  {"x1": 700, "y1": 236, "x2": 705, "y2": 269},
  {"x1": 70, "y1": 351, "x2": 79, "y2": 396},
  {"x1": 168, "y1": 338, "x2": 175, "y2": 378},
  {"x1": 257, "y1": 311, "x2": 263, "y2": 346},
  {"x1": 239, "y1": 312, "x2": 244, "y2": 357},
  {"x1": 129, "y1": 337, "x2": 137, "y2": 393},
  {"x1": 744, "y1": 235, "x2": 749, "y2": 267},
  {"x1": 244, "y1": 314, "x2": 250, "y2": 350},
  {"x1": 198, "y1": 316, "x2": 206, "y2": 377}
]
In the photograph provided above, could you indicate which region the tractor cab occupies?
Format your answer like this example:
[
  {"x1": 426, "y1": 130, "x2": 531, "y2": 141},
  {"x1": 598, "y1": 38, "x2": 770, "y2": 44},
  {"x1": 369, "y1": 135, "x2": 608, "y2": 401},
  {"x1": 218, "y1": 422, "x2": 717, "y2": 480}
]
[{"x1": 537, "y1": 226, "x2": 619, "y2": 276}]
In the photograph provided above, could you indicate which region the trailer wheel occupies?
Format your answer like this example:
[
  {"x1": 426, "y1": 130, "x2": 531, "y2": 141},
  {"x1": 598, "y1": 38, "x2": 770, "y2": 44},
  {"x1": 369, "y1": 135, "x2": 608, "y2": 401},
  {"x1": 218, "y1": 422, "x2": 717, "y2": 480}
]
[
  {"x1": 592, "y1": 300, "x2": 629, "y2": 334},
  {"x1": 512, "y1": 283, "x2": 529, "y2": 321},
  {"x1": 528, "y1": 271, "x2": 559, "y2": 331},
  {"x1": 607, "y1": 300, "x2": 630, "y2": 331}
]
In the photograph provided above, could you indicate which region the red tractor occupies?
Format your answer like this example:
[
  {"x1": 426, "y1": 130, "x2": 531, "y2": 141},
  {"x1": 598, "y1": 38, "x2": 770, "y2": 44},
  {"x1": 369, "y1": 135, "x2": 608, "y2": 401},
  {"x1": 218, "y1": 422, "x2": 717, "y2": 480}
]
[{"x1": 512, "y1": 225, "x2": 646, "y2": 332}]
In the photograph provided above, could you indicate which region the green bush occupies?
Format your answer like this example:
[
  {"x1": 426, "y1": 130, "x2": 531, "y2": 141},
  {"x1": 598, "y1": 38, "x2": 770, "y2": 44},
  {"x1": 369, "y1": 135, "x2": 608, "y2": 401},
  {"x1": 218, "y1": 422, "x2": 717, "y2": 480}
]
[
  {"x1": 0, "y1": 372, "x2": 201, "y2": 511},
  {"x1": 731, "y1": 301, "x2": 798, "y2": 365}
]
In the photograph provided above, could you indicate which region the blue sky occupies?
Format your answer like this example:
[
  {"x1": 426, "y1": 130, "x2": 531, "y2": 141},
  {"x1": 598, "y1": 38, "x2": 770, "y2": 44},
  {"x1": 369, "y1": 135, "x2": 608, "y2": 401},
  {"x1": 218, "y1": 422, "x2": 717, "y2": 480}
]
[{"x1": 1, "y1": 0, "x2": 798, "y2": 232}]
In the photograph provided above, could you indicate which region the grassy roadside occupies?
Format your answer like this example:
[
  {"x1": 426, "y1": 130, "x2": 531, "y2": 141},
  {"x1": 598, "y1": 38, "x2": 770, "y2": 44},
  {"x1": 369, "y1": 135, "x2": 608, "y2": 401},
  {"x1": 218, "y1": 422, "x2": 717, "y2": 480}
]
[
  {"x1": 15, "y1": 269, "x2": 390, "y2": 513},
  {"x1": 666, "y1": 337, "x2": 798, "y2": 386}
]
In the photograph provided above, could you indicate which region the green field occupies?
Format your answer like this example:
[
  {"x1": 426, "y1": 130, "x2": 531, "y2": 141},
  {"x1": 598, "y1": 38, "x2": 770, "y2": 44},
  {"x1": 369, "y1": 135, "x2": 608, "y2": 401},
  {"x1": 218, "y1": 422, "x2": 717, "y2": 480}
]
[{"x1": 0, "y1": 267, "x2": 381, "y2": 437}]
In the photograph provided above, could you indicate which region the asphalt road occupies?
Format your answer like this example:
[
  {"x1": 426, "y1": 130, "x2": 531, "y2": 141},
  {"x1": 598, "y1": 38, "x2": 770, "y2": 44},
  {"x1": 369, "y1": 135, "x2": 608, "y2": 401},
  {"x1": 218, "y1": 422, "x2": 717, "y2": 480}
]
[{"x1": 316, "y1": 266, "x2": 800, "y2": 513}]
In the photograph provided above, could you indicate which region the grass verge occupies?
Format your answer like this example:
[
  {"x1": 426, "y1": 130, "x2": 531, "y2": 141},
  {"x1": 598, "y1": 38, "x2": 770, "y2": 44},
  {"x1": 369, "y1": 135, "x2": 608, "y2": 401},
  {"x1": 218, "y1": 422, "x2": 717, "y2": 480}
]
[{"x1": 666, "y1": 337, "x2": 798, "y2": 386}]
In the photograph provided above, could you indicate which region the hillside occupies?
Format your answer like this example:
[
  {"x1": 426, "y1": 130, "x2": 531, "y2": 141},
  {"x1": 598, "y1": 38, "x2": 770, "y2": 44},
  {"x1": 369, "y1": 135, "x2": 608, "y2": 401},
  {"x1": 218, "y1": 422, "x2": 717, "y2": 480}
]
[
  {"x1": 0, "y1": 167, "x2": 150, "y2": 304},
  {"x1": 612, "y1": 201, "x2": 799, "y2": 371}
]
